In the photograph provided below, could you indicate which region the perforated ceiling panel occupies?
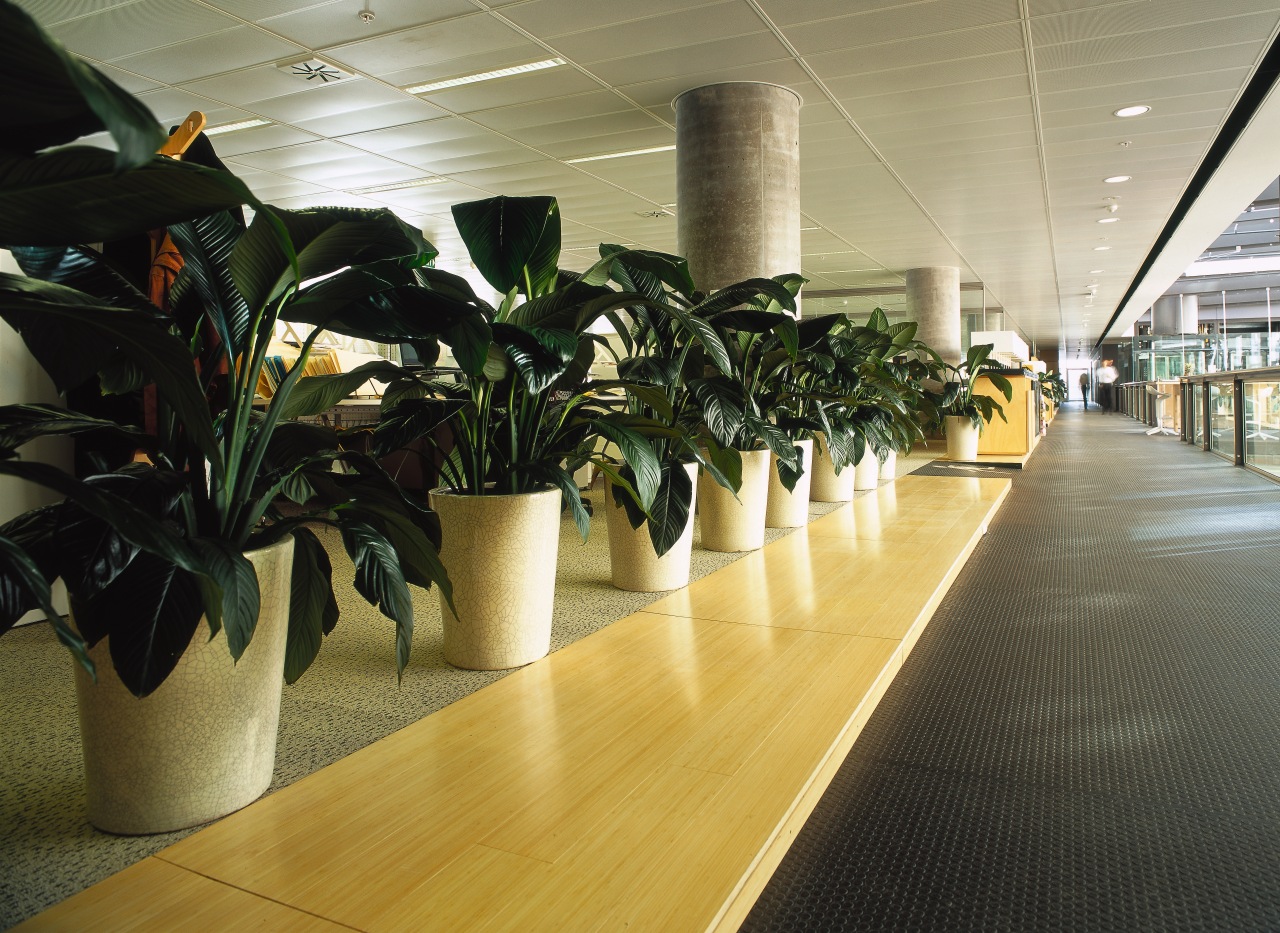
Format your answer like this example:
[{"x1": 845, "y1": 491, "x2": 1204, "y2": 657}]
[{"x1": 16, "y1": 0, "x2": 1280, "y2": 351}]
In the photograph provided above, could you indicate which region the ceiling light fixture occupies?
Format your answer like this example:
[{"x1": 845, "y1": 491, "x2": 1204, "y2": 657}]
[
  {"x1": 1104, "y1": 175, "x2": 1131, "y2": 183},
  {"x1": 1093, "y1": 246, "x2": 1111, "y2": 251},
  {"x1": 204, "y1": 118, "x2": 272, "y2": 136},
  {"x1": 1113, "y1": 105, "x2": 1151, "y2": 117},
  {"x1": 347, "y1": 176, "x2": 448, "y2": 195},
  {"x1": 800, "y1": 225, "x2": 821, "y2": 231},
  {"x1": 404, "y1": 58, "x2": 565, "y2": 95},
  {"x1": 1089, "y1": 269, "x2": 1105, "y2": 274},
  {"x1": 566, "y1": 144, "x2": 676, "y2": 164},
  {"x1": 1097, "y1": 217, "x2": 1118, "y2": 223}
]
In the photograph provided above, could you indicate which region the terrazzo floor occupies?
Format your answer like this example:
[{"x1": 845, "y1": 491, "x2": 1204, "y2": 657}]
[{"x1": 0, "y1": 452, "x2": 932, "y2": 928}]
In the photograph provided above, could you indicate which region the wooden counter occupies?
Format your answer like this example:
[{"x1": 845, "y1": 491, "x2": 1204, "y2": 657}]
[{"x1": 976, "y1": 372, "x2": 1039, "y2": 457}]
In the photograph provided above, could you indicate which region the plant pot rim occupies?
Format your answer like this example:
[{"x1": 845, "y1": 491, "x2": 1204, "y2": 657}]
[{"x1": 429, "y1": 484, "x2": 559, "y2": 500}]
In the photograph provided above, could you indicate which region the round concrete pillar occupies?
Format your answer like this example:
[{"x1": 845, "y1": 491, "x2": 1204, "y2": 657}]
[
  {"x1": 674, "y1": 82, "x2": 801, "y2": 312},
  {"x1": 906, "y1": 267, "x2": 961, "y2": 363},
  {"x1": 1153, "y1": 294, "x2": 1199, "y2": 334}
]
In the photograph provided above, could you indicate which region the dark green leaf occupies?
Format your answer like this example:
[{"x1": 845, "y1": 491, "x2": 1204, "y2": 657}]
[
  {"x1": 280, "y1": 362, "x2": 406, "y2": 420},
  {"x1": 452, "y1": 195, "x2": 558, "y2": 296},
  {"x1": 190, "y1": 539, "x2": 260, "y2": 659},
  {"x1": 0, "y1": 2, "x2": 163, "y2": 167},
  {"x1": 0, "y1": 150, "x2": 255, "y2": 247},
  {"x1": 338, "y1": 520, "x2": 415, "y2": 678},
  {"x1": 0, "y1": 276, "x2": 220, "y2": 465},
  {"x1": 285, "y1": 527, "x2": 339, "y2": 684},
  {"x1": 0, "y1": 404, "x2": 149, "y2": 459},
  {"x1": 646, "y1": 461, "x2": 693, "y2": 557}
]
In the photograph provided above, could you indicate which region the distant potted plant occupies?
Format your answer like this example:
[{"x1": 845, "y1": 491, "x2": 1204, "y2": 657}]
[
  {"x1": 0, "y1": 1, "x2": 451, "y2": 834},
  {"x1": 930, "y1": 343, "x2": 1013, "y2": 462},
  {"x1": 368, "y1": 196, "x2": 664, "y2": 668}
]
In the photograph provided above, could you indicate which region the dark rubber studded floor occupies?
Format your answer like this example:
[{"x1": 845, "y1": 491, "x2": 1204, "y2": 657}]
[{"x1": 742, "y1": 406, "x2": 1280, "y2": 932}]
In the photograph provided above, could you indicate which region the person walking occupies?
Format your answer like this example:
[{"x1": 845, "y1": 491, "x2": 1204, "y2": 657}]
[
  {"x1": 1096, "y1": 359, "x2": 1119, "y2": 412},
  {"x1": 1078, "y1": 371, "x2": 1091, "y2": 410}
]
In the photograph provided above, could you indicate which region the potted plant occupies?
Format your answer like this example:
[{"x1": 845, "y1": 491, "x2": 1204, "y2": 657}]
[
  {"x1": 681, "y1": 275, "x2": 812, "y2": 550},
  {"x1": 0, "y1": 3, "x2": 452, "y2": 833},
  {"x1": 930, "y1": 343, "x2": 1014, "y2": 462},
  {"x1": 593, "y1": 246, "x2": 794, "y2": 587},
  {"x1": 368, "y1": 196, "x2": 666, "y2": 667}
]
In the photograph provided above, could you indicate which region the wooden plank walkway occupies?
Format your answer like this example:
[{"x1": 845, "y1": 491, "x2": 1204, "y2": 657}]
[{"x1": 19, "y1": 474, "x2": 1009, "y2": 933}]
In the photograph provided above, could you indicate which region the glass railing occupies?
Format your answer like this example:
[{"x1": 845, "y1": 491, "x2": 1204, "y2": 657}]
[{"x1": 1181, "y1": 366, "x2": 1280, "y2": 481}]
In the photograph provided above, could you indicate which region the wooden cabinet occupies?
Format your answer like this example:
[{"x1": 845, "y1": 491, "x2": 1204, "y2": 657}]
[{"x1": 976, "y1": 372, "x2": 1040, "y2": 456}]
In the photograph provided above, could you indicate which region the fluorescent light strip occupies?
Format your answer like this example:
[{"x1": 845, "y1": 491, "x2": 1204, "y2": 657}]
[
  {"x1": 348, "y1": 177, "x2": 448, "y2": 195},
  {"x1": 204, "y1": 118, "x2": 271, "y2": 136},
  {"x1": 404, "y1": 58, "x2": 565, "y2": 95},
  {"x1": 566, "y1": 144, "x2": 676, "y2": 164}
]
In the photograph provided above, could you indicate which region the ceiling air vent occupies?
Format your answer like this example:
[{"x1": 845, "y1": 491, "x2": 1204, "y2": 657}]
[
  {"x1": 277, "y1": 57, "x2": 355, "y2": 85},
  {"x1": 635, "y1": 209, "x2": 674, "y2": 218}
]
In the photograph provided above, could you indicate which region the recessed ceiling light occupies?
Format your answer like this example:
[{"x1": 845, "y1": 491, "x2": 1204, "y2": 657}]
[
  {"x1": 1113, "y1": 105, "x2": 1151, "y2": 118},
  {"x1": 566, "y1": 144, "x2": 676, "y2": 164},
  {"x1": 204, "y1": 118, "x2": 272, "y2": 136},
  {"x1": 800, "y1": 225, "x2": 821, "y2": 231},
  {"x1": 1103, "y1": 175, "x2": 1131, "y2": 183},
  {"x1": 1089, "y1": 269, "x2": 1105, "y2": 274},
  {"x1": 1093, "y1": 246, "x2": 1111, "y2": 251},
  {"x1": 347, "y1": 177, "x2": 448, "y2": 195},
  {"x1": 404, "y1": 58, "x2": 566, "y2": 95},
  {"x1": 1097, "y1": 217, "x2": 1119, "y2": 223}
]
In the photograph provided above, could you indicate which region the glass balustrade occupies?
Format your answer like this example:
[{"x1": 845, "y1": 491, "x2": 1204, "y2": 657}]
[
  {"x1": 1243, "y1": 380, "x2": 1280, "y2": 480},
  {"x1": 1208, "y1": 382, "x2": 1234, "y2": 459}
]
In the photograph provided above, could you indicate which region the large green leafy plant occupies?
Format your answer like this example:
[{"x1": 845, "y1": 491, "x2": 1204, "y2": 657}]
[
  {"x1": 596, "y1": 248, "x2": 805, "y2": 555},
  {"x1": 930, "y1": 342, "x2": 1014, "y2": 433},
  {"x1": 367, "y1": 195, "x2": 667, "y2": 540},
  {"x1": 0, "y1": 0, "x2": 451, "y2": 696}
]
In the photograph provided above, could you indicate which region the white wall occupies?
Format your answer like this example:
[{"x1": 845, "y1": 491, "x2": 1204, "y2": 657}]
[{"x1": 0, "y1": 251, "x2": 70, "y2": 621}]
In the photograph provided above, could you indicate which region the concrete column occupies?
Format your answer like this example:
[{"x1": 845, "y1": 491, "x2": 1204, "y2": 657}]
[
  {"x1": 906, "y1": 266, "x2": 961, "y2": 363},
  {"x1": 674, "y1": 82, "x2": 801, "y2": 313},
  {"x1": 1153, "y1": 294, "x2": 1200, "y2": 334}
]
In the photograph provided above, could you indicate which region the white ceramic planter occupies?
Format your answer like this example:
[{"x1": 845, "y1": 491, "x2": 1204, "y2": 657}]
[
  {"x1": 853, "y1": 448, "x2": 880, "y2": 491},
  {"x1": 429, "y1": 486, "x2": 561, "y2": 670},
  {"x1": 810, "y1": 433, "x2": 855, "y2": 503},
  {"x1": 945, "y1": 415, "x2": 980, "y2": 461},
  {"x1": 605, "y1": 462, "x2": 698, "y2": 592},
  {"x1": 879, "y1": 448, "x2": 898, "y2": 481},
  {"x1": 766, "y1": 438, "x2": 813, "y2": 528},
  {"x1": 73, "y1": 535, "x2": 295, "y2": 835},
  {"x1": 698, "y1": 448, "x2": 771, "y2": 552}
]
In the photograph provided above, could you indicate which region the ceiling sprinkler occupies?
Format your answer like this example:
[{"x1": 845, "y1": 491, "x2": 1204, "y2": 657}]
[{"x1": 359, "y1": 4, "x2": 375, "y2": 24}]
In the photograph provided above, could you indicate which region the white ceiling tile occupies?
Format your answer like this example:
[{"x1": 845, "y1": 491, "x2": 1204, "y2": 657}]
[
  {"x1": 248, "y1": 80, "x2": 414, "y2": 122},
  {"x1": 94, "y1": 63, "x2": 163, "y2": 93},
  {"x1": 206, "y1": 124, "x2": 323, "y2": 157},
  {"x1": 229, "y1": 139, "x2": 355, "y2": 170},
  {"x1": 336, "y1": 117, "x2": 491, "y2": 153},
  {"x1": 780, "y1": 0, "x2": 1020, "y2": 55},
  {"x1": 548, "y1": 2, "x2": 764, "y2": 64},
  {"x1": 296, "y1": 99, "x2": 451, "y2": 136},
  {"x1": 548, "y1": 127, "x2": 675, "y2": 160},
  {"x1": 257, "y1": 0, "x2": 477, "y2": 49},
  {"x1": 498, "y1": 109, "x2": 668, "y2": 148},
  {"x1": 587, "y1": 33, "x2": 791, "y2": 87},
  {"x1": 1037, "y1": 43, "x2": 1266, "y2": 92},
  {"x1": 467, "y1": 91, "x2": 638, "y2": 131},
  {"x1": 1034, "y1": 15, "x2": 1276, "y2": 72},
  {"x1": 49, "y1": 0, "x2": 238, "y2": 61},
  {"x1": 805, "y1": 23, "x2": 1024, "y2": 79},
  {"x1": 323, "y1": 13, "x2": 529, "y2": 77},
  {"x1": 499, "y1": 0, "x2": 728, "y2": 37},
  {"x1": 108, "y1": 26, "x2": 307, "y2": 84},
  {"x1": 136, "y1": 87, "x2": 250, "y2": 127}
]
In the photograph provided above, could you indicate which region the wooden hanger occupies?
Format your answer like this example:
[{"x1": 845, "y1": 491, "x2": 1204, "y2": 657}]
[{"x1": 159, "y1": 110, "x2": 206, "y2": 159}]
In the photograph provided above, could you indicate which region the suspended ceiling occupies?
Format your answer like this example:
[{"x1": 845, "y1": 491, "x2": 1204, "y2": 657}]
[{"x1": 19, "y1": 0, "x2": 1280, "y2": 354}]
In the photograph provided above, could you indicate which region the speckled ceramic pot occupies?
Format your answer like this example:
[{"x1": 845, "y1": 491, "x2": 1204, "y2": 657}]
[
  {"x1": 879, "y1": 448, "x2": 898, "y2": 481},
  {"x1": 945, "y1": 416, "x2": 980, "y2": 461},
  {"x1": 766, "y1": 438, "x2": 812, "y2": 528},
  {"x1": 429, "y1": 486, "x2": 561, "y2": 670},
  {"x1": 604, "y1": 462, "x2": 698, "y2": 592},
  {"x1": 698, "y1": 448, "x2": 770, "y2": 552},
  {"x1": 810, "y1": 433, "x2": 855, "y2": 503},
  {"x1": 853, "y1": 448, "x2": 880, "y2": 491},
  {"x1": 73, "y1": 535, "x2": 294, "y2": 835}
]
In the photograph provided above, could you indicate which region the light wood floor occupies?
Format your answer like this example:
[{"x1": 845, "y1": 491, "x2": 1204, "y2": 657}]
[{"x1": 18, "y1": 474, "x2": 1009, "y2": 933}]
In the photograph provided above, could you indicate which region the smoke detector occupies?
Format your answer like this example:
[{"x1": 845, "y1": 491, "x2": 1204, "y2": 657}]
[{"x1": 277, "y1": 57, "x2": 355, "y2": 84}]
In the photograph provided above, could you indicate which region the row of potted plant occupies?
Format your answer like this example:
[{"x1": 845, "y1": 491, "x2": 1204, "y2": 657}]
[{"x1": 0, "y1": 0, "x2": 1016, "y2": 837}]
